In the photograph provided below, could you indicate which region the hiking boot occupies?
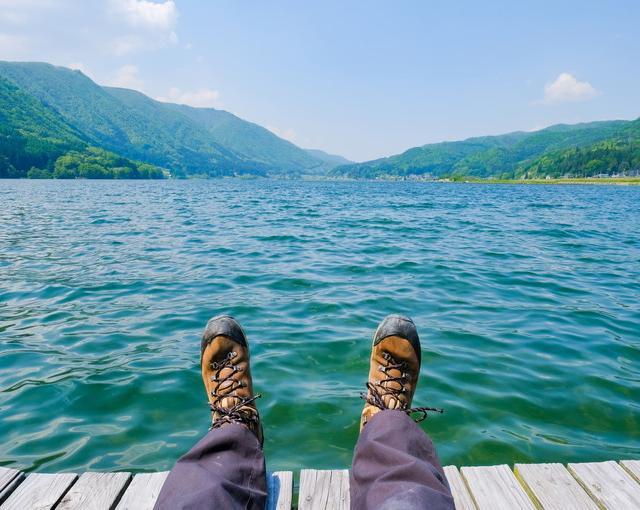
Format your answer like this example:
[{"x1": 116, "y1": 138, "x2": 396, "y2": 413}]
[
  {"x1": 201, "y1": 315, "x2": 263, "y2": 444},
  {"x1": 360, "y1": 314, "x2": 442, "y2": 430}
]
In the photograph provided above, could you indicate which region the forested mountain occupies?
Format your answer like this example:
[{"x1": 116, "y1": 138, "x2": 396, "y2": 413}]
[
  {"x1": 520, "y1": 138, "x2": 640, "y2": 178},
  {"x1": 157, "y1": 98, "x2": 326, "y2": 173},
  {"x1": 332, "y1": 119, "x2": 640, "y2": 179},
  {"x1": 0, "y1": 68, "x2": 165, "y2": 179},
  {"x1": 304, "y1": 148, "x2": 352, "y2": 168},
  {"x1": 2, "y1": 60, "x2": 638, "y2": 181},
  {"x1": 0, "y1": 61, "x2": 340, "y2": 178},
  {"x1": 0, "y1": 74, "x2": 84, "y2": 176}
]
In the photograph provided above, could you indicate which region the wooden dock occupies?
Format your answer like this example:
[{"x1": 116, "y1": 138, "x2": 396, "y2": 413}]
[{"x1": 0, "y1": 460, "x2": 639, "y2": 509}]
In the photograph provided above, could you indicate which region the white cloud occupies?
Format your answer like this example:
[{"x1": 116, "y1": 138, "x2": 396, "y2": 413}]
[
  {"x1": 542, "y1": 73, "x2": 598, "y2": 104},
  {"x1": 267, "y1": 125, "x2": 297, "y2": 142},
  {"x1": 107, "y1": 0, "x2": 178, "y2": 55},
  {"x1": 67, "y1": 61, "x2": 100, "y2": 83},
  {"x1": 0, "y1": 0, "x2": 180, "y2": 58},
  {"x1": 157, "y1": 87, "x2": 221, "y2": 108},
  {"x1": 107, "y1": 64, "x2": 144, "y2": 91},
  {"x1": 109, "y1": 0, "x2": 177, "y2": 31},
  {"x1": 110, "y1": 35, "x2": 144, "y2": 56},
  {"x1": 68, "y1": 62, "x2": 93, "y2": 78},
  {"x1": 108, "y1": 32, "x2": 177, "y2": 56}
]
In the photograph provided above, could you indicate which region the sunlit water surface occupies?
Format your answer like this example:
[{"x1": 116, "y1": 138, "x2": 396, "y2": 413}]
[{"x1": 1, "y1": 179, "x2": 639, "y2": 473}]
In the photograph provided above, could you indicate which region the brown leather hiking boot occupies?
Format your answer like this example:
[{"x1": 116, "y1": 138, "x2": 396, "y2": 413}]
[
  {"x1": 360, "y1": 314, "x2": 442, "y2": 430},
  {"x1": 201, "y1": 315, "x2": 263, "y2": 444}
]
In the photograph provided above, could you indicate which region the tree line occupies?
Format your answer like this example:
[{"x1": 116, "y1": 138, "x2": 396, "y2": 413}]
[{"x1": 0, "y1": 145, "x2": 165, "y2": 179}]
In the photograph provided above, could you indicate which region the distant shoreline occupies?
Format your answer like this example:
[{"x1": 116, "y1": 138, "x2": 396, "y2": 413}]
[
  {"x1": 319, "y1": 175, "x2": 640, "y2": 186},
  {"x1": 3, "y1": 175, "x2": 640, "y2": 186},
  {"x1": 450, "y1": 176, "x2": 640, "y2": 186}
]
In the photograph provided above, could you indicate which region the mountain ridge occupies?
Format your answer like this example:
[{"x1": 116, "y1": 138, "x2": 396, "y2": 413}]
[
  {"x1": 0, "y1": 60, "x2": 345, "y2": 178},
  {"x1": 304, "y1": 148, "x2": 352, "y2": 167},
  {"x1": 1, "y1": 60, "x2": 638, "y2": 180},
  {"x1": 332, "y1": 118, "x2": 640, "y2": 179}
]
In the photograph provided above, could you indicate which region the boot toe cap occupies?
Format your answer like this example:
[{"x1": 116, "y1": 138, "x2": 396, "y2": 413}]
[
  {"x1": 373, "y1": 314, "x2": 421, "y2": 361},
  {"x1": 201, "y1": 315, "x2": 248, "y2": 354}
]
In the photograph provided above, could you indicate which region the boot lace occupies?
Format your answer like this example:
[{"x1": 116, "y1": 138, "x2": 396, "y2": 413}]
[
  {"x1": 208, "y1": 351, "x2": 261, "y2": 430},
  {"x1": 360, "y1": 351, "x2": 443, "y2": 422}
]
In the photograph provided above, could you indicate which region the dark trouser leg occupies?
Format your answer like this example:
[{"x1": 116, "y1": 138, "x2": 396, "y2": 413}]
[
  {"x1": 154, "y1": 423, "x2": 267, "y2": 510},
  {"x1": 350, "y1": 410, "x2": 454, "y2": 510}
]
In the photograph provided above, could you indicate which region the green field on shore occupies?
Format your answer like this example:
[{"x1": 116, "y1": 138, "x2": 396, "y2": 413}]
[{"x1": 460, "y1": 176, "x2": 640, "y2": 185}]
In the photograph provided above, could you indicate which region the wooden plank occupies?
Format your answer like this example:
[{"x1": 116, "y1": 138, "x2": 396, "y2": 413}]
[
  {"x1": 443, "y1": 465, "x2": 477, "y2": 509},
  {"x1": 514, "y1": 463, "x2": 598, "y2": 510},
  {"x1": 115, "y1": 472, "x2": 168, "y2": 510},
  {"x1": 0, "y1": 469, "x2": 21, "y2": 494},
  {"x1": 56, "y1": 472, "x2": 132, "y2": 510},
  {"x1": 0, "y1": 477, "x2": 24, "y2": 508},
  {"x1": 298, "y1": 469, "x2": 349, "y2": 510},
  {"x1": 0, "y1": 468, "x2": 24, "y2": 506},
  {"x1": 568, "y1": 461, "x2": 640, "y2": 509},
  {"x1": 461, "y1": 465, "x2": 536, "y2": 510},
  {"x1": 337, "y1": 469, "x2": 350, "y2": 510},
  {"x1": 620, "y1": 460, "x2": 640, "y2": 484},
  {"x1": 266, "y1": 471, "x2": 293, "y2": 510},
  {"x1": 0, "y1": 473, "x2": 77, "y2": 510},
  {"x1": 299, "y1": 469, "x2": 324, "y2": 510}
]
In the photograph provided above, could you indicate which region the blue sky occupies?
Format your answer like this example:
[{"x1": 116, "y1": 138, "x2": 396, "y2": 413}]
[{"x1": 0, "y1": 0, "x2": 639, "y2": 161}]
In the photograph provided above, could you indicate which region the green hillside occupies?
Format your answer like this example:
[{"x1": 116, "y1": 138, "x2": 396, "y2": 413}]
[
  {"x1": 0, "y1": 61, "x2": 263, "y2": 176},
  {"x1": 157, "y1": 99, "x2": 327, "y2": 173},
  {"x1": 0, "y1": 61, "x2": 338, "y2": 178},
  {"x1": 519, "y1": 138, "x2": 640, "y2": 178},
  {"x1": 0, "y1": 72, "x2": 164, "y2": 179},
  {"x1": 48, "y1": 146, "x2": 164, "y2": 179},
  {"x1": 333, "y1": 119, "x2": 640, "y2": 179},
  {"x1": 0, "y1": 75, "x2": 84, "y2": 177},
  {"x1": 2, "y1": 60, "x2": 637, "y2": 181},
  {"x1": 304, "y1": 148, "x2": 352, "y2": 168}
]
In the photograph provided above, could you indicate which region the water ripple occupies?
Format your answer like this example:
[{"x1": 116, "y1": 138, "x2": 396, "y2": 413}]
[{"x1": 0, "y1": 180, "x2": 639, "y2": 473}]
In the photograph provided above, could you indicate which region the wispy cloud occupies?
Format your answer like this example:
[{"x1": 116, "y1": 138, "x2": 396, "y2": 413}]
[
  {"x1": 542, "y1": 73, "x2": 598, "y2": 104},
  {"x1": 68, "y1": 61, "x2": 94, "y2": 79},
  {"x1": 267, "y1": 125, "x2": 297, "y2": 142},
  {"x1": 0, "y1": 0, "x2": 180, "y2": 60},
  {"x1": 107, "y1": 0, "x2": 178, "y2": 55},
  {"x1": 107, "y1": 64, "x2": 144, "y2": 91},
  {"x1": 108, "y1": 33, "x2": 177, "y2": 56},
  {"x1": 110, "y1": 0, "x2": 177, "y2": 31},
  {"x1": 157, "y1": 87, "x2": 221, "y2": 108}
]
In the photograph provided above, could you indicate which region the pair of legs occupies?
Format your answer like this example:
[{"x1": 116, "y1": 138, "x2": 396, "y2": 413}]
[{"x1": 154, "y1": 315, "x2": 454, "y2": 510}]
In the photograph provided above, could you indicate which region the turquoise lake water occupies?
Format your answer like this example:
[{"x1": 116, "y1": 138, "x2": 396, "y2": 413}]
[{"x1": 0, "y1": 179, "x2": 639, "y2": 474}]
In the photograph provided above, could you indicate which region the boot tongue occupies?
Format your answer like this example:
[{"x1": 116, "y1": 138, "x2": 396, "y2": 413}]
[
  {"x1": 380, "y1": 360, "x2": 408, "y2": 409},
  {"x1": 385, "y1": 395, "x2": 404, "y2": 410},
  {"x1": 220, "y1": 395, "x2": 241, "y2": 409},
  {"x1": 361, "y1": 363, "x2": 407, "y2": 417}
]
